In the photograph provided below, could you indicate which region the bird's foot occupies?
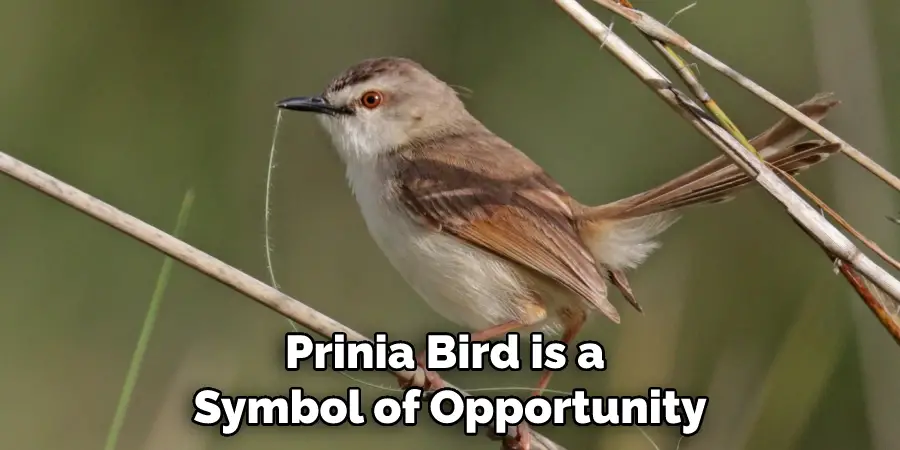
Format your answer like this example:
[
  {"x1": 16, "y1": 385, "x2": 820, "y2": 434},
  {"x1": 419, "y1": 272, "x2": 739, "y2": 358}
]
[
  {"x1": 398, "y1": 351, "x2": 445, "y2": 391},
  {"x1": 502, "y1": 423, "x2": 532, "y2": 450}
]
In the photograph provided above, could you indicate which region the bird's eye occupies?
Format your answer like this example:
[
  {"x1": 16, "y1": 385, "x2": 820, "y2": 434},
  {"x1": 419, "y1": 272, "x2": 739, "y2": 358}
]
[{"x1": 359, "y1": 90, "x2": 383, "y2": 109}]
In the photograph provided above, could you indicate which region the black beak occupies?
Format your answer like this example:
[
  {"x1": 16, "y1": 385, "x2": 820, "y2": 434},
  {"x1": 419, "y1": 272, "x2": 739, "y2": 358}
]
[{"x1": 275, "y1": 95, "x2": 349, "y2": 116}]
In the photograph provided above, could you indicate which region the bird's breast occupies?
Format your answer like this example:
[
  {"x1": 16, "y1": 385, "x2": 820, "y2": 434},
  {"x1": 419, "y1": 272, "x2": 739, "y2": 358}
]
[{"x1": 343, "y1": 159, "x2": 536, "y2": 329}]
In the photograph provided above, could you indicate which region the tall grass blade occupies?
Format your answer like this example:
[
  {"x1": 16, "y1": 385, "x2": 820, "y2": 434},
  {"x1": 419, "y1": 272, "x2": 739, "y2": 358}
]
[{"x1": 103, "y1": 188, "x2": 196, "y2": 450}]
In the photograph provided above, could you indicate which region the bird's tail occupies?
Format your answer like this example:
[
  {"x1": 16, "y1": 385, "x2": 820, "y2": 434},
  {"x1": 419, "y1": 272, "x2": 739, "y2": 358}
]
[{"x1": 575, "y1": 93, "x2": 841, "y2": 312}]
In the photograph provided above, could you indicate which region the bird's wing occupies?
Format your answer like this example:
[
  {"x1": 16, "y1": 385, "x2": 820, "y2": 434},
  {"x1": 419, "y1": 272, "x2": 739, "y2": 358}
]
[{"x1": 393, "y1": 129, "x2": 620, "y2": 324}]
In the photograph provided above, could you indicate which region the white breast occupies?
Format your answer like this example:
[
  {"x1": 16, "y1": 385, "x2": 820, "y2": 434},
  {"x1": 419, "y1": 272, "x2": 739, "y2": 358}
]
[{"x1": 344, "y1": 158, "x2": 535, "y2": 330}]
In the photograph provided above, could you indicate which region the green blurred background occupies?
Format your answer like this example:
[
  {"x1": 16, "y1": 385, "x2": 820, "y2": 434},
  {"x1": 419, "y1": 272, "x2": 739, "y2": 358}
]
[{"x1": 1, "y1": 0, "x2": 898, "y2": 449}]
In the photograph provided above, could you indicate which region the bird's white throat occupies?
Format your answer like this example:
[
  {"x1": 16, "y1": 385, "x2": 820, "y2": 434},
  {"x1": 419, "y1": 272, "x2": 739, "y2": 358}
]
[{"x1": 318, "y1": 115, "x2": 407, "y2": 163}]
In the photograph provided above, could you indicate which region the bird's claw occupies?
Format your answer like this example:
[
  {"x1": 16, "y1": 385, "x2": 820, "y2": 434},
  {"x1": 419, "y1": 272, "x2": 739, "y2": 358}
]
[
  {"x1": 398, "y1": 352, "x2": 445, "y2": 391},
  {"x1": 502, "y1": 423, "x2": 532, "y2": 450}
]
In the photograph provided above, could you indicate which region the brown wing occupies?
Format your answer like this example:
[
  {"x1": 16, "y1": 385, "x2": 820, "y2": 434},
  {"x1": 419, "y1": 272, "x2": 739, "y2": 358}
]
[{"x1": 393, "y1": 128, "x2": 620, "y2": 324}]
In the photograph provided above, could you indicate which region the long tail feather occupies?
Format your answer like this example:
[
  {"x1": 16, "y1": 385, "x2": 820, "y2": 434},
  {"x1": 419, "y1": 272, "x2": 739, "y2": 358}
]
[
  {"x1": 579, "y1": 93, "x2": 840, "y2": 221},
  {"x1": 618, "y1": 141, "x2": 840, "y2": 217},
  {"x1": 577, "y1": 93, "x2": 841, "y2": 313}
]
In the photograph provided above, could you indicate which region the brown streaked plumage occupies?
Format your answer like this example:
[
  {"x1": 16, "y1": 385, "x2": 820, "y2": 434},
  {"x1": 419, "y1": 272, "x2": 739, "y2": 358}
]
[
  {"x1": 394, "y1": 125, "x2": 621, "y2": 323},
  {"x1": 277, "y1": 57, "x2": 841, "y2": 450}
]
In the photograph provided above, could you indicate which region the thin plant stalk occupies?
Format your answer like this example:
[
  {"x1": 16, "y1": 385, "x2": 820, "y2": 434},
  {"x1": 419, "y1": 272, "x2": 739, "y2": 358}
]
[
  {"x1": 0, "y1": 148, "x2": 565, "y2": 450},
  {"x1": 591, "y1": 0, "x2": 900, "y2": 192},
  {"x1": 103, "y1": 188, "x2": 196, "y2": 450},
  {"x1": 836, "y1": 258, "x2": 900, "y2": 346},
  {"x1": 772, "y1": 165, "x2": 900, "y2": 272},
  {"x1": 262, "y1": 110, "x2": 301, "y2": 335},
  {"x1": 605, "y1": 0, "x2": 900, "y2": 324},
  {"x1": 552, "y1": 0, "x2": 900, "y2": 311},
  {"x1": 617, "y1": 0, "x2": 900, "y2": 276}
]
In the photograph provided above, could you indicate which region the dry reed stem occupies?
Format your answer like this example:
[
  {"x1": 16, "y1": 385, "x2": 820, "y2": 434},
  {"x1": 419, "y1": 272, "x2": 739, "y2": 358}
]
[
  {"x1": 834, "y1": 259, "x2": 900, "y2": 346},
  {"x1": 552, "y1": 0, "x2": 900, "y2": 337},
  {"x1": 0, "y1": 150, "x2": 564, "y2": 450},
  {"x1": 592, "y1": 0, "x2": 900, "y2": 192},
  {"x1": 592, "y1": 0, "x2": 900, "y2": 346},
  {"x1": 771, "y1": 165, "x2": 900, "y2": 273}
]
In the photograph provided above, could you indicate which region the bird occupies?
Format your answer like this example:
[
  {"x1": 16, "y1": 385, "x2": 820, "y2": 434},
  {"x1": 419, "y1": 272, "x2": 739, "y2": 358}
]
[{"x1": 277, "y1": 56, "x2": 839, "y2": 449}]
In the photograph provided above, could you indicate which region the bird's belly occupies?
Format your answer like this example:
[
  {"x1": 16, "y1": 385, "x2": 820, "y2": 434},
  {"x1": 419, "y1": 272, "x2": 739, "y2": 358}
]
[{"x1": 358, "y1": 199, "x2": 533, "y2": 330}]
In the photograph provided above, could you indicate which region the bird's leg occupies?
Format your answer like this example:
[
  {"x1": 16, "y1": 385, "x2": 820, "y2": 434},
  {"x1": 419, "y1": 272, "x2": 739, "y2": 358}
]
[
  {"x1": 473, "y1": 322, "x2": 531, "y2": 450},
  {"x1": 503, "y1": 310, "x2": 587, "y2": 450},
  {"x1": 401, "y1": 319, "x2": 529, "y2": 391},
  {"x1": 470, "y1": 320, "x2": 528, "y2": 342},
  {"x1": 400, "y1": 320, "x2": 531, "y2": 392},
  {"x1": 465, "y1": 320, "x2": 537, "y2": 450},
  {"x1": 533, "y1": 310, "x2": 586, "y2": 396},
  {"x1": 458, "y1": 314, "x2": 548, "y2": 450},
  {"x1": 398, "y1": 349, "x2": 445, "y2": 391},
  {"x1": 410, "y1": 306, "x2": 544, "y2": 449}
]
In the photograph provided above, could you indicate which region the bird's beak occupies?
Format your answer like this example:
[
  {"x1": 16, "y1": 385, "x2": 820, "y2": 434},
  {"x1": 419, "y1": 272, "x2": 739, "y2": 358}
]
[{"x1": 275, "y1": 95, "x2": 349, "y2": 116}]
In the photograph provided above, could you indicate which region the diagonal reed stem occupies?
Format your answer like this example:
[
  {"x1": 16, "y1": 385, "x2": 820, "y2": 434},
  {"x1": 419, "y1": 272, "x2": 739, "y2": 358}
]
[
  {"x1": 553, "y1": 0, "x2": 900, "y2": 345},
  {"x1": 835, "y1": 258, "x2": 900, "y2": 346},
  {"x1": 592, "y1": 0, "x2": 900, "y2": 192},
  {"x1": 0, "y1": 148, "x2": 565, "y2": 450}
]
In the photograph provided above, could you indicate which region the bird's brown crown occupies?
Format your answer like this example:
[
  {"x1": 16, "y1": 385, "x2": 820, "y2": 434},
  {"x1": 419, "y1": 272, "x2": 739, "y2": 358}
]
[{"x1": 326, "y1": 57, "x2": 430, "y2": 93}]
